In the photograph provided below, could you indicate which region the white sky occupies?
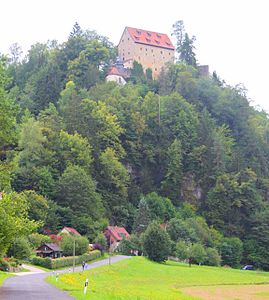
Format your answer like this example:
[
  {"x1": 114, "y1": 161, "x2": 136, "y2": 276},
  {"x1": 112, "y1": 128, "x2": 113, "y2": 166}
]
[{"x1": 1, "y1": 0, "x2": 268, "y2": 112}]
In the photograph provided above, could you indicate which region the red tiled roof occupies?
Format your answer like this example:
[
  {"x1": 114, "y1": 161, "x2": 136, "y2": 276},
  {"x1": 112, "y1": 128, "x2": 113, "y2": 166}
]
[
  {"x1": 106, "y1": 226, "x2": 130, "y2": 241},
  {"x1": 126, "y1": 27, "x2": 175, "y2": 50},
  {"x1": 63, "y1": 227, "x2": 81, "y2": 236},
  {"x1": 107, "y1": 66, "x2": 124, "y2": 77}
]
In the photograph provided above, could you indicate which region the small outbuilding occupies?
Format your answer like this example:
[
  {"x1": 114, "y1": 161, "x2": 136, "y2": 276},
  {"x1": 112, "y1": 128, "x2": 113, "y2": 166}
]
[{"x1": 36, "y1": 243, "x2": 63, "y2": 259}]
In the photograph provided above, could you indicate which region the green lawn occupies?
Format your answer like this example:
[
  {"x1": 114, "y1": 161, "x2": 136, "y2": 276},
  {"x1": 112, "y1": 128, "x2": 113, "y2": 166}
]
[
  {"x1": 47, "y1": 257, "x2": 269, "y2": 300},
  {"x1": 0, "y1": 271, "x2": 13, "y2": 286}
]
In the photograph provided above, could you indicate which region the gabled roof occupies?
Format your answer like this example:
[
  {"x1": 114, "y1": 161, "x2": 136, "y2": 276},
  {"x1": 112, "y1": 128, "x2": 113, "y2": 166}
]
[
  {"x1": 62, "y1": 226, "x2": 81, "y2": 236},
  {"x1": 106, "y1": 226, "x2": 130, "y2": 241},
  {"x1": 107, "y1": 66, "x2": 125, "y2": 77},
  {"x1": 126, "y1": 27, "x2": 175, "y2": 50},
  {"x1": 37, "y1": 243, "x2": 62, "y2": 252}
]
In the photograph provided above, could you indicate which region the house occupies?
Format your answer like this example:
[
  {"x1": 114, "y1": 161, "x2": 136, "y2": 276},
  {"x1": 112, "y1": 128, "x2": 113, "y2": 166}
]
[
  {"x1": 104, "y1": 226, "x2": 130, "y2": 251},
  {"x1": 36, "y1": 243, "x2": 63, "y2": 259},
  {"x1": 58, "y1": 226, "x2": 81, "y2": 236},
  {"x1": 106, "y1": 57, "x2": 129, "y2": 85},
  {"x1": 118, "y1": 26, "x2": 175, "y2": 79}
]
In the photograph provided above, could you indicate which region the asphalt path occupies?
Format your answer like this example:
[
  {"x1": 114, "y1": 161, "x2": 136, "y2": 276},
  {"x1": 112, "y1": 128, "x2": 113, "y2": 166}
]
[{"x1": 0, "y1": 255, "x2": 131, "y2": 300}]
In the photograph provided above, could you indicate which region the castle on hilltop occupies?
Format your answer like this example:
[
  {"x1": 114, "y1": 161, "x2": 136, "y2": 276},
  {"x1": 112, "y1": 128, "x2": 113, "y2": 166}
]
[
  {"x1": 106, "y1": 26, "x2": 208, "y2": 84},
  {"x1": 106, "y1": 26, "x2": 175, "y2": 83}
]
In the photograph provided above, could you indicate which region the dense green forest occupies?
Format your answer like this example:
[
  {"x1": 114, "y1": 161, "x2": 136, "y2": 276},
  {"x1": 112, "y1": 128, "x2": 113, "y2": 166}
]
[{"x1": 1, "y1": 23, "x2": 269, "y2": 269}]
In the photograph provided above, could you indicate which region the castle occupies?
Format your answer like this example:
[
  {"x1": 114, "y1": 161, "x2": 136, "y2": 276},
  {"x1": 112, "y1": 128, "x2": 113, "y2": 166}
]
[{"x1": 106, "y1": 26, "x2": 175, "y2": 83}]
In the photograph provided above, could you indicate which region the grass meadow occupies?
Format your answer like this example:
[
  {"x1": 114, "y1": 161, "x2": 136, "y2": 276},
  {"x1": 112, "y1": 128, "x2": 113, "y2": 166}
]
[{"x1": 46, "y1": 256, "x2": 269, "y2": 299}]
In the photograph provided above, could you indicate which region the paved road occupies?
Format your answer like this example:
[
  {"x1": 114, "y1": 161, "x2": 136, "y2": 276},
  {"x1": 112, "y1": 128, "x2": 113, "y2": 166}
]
[{"x1": 0, "y1": 255, "x2": 131, "y2": 300}]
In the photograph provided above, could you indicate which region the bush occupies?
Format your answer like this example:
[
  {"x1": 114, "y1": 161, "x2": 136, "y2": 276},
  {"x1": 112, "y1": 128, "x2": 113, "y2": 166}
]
[
  {"x1": 7, "y1": 237, "x2": 32, "y2": 260},
  {"x1": 0, "y1": 259, "x2": 10, "y2": 271},
  {"x1": 31, "y1": 257, "x2": 52, "y2": 269},
  {"x1": 205, "y1": 247, "x2": 221, "y2": 266},
  {"x1": 143, "y1": 221, "x2": 171, "y2": 262},
  {"x1": 31, "y1": 250, "x2": 101, "y2": 269},
  {"x1": 60, "y1": 235, "x2": 89, "y2": 256}
]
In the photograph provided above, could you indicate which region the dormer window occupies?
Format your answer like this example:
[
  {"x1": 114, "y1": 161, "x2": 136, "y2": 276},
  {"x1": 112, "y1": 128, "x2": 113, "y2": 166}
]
[
  {"x1": 146, "y1": 38, "x2": 151, "y2": 42},
  {"x1": 166, "y1": 42, "x2": 171, "y2": 46},
  {"x1": 155, "y1": 40, "x2": 160, "y2": 44},
  {"x1": 136, "y1": 30, "x2": 141, "y2": 35},
  {"x1": 156, "y1": 34, "x2": 161, "y2": 38},
  {"x1": 147, "y1": 32, "x2": 152, "y2": 36}
]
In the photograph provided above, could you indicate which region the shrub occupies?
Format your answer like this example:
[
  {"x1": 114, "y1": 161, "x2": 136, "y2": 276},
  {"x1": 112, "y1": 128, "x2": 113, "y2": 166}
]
[
  {"x1": 205, "y1": 247, "x2": 221, "y2": 266},
  {"x1": 31, "y1": 250, "x2": 101, "y2": 269},
  {"x1": 7, "y1": 237, "x2": 32, "y2": 260},
  {"x1": 0, "y1": 259, "x2": 10, "y2": 271},
  {"x1": 143, "y1": 221, "x2": 171, "y2": 262},
  {"x1": 31, "y1": 257, "x2": 52, "y2": 269},
  {"x1": 60, "y1": 235, "x2": 89, "y2": 256}
]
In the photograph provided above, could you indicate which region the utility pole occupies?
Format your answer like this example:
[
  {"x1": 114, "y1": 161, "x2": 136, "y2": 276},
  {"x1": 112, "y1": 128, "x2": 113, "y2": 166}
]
[
  {"x1": 72, "y1": 239, "x2": 75, "y2": 272},
  {"x1": 158, "y1": 95, "x2": 161, "y2": 127}
]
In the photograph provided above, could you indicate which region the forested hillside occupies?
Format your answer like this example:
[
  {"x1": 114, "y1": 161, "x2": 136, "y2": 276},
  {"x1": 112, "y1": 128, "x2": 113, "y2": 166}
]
[{"x1": 1, "y1": 23, "x2": 269, "y2": 269}]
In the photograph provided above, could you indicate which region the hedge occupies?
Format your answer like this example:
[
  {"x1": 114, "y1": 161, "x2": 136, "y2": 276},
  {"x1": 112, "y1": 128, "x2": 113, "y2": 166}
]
[{"x1": 31, "y1": 250, "x2": 101, "y2": 269}]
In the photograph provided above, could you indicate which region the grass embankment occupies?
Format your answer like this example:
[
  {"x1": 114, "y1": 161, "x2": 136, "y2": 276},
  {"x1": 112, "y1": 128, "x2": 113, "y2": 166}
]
[
  {"x1": 0, "y1": 271, "x2": 13, "y2": 286},
  {"x1": 47, "y1": 256, "x2": 269, "y2": 300}
]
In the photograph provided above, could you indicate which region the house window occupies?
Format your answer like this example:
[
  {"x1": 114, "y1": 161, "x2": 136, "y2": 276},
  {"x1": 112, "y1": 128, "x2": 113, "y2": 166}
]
[
  {"x1": 128, "y1": 52, "x2": 130, "y2": 55},
  {"x1": 122, "y1": 39, "x2": 124, "y2": 43},
  {"x1": 145, "y1": 48, "x2": 147, "y2": 51},
  {"x1": 138, "y1": 56, "x2": 141, "y2": 60},
  {"x1": 155, "y1": 68, "x2": 157, "y2": 71},
  {"x1": 169, "y1": 52, "x2": 171, "y2": 55},
  {"x1": 160, "y1": 51, "x2": 163, "y2": 54}
]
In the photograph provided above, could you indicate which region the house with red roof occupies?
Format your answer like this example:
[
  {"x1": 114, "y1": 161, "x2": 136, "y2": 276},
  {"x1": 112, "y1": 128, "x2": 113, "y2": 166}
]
[
  {"x1": 104, "y1": 226, "x2": 130, "y2": 251},
  {"x1": 58, "y1": 226, "x2": 81, "y2": 236},
  {"x1": 118, "y1": 26, "x2": 175, "y2": 78},
  {"x1": 106, "y1": 57, "x2": 129, "y2": 85}
]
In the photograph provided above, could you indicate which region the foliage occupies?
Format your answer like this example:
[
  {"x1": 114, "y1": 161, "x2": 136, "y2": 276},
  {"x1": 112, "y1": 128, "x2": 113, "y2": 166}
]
[
  {"x1": 32, "y1": 250, "x2": 101, "y2": 269},
  {"x1": 7, "y1": 237, "x2": 32, "y2": 260},
  {"x1": 28, "y1": 233, "x2": 50, "y2": 249},
  {"x1": 0, "y1": 192, "x2": 39, "y2": 257},
  {"x1": 220, "y1": 237, "x2": 243, "y2": 267},
  {"x1": 143, "y1": 221, "x2": 171, "y2": 262}
]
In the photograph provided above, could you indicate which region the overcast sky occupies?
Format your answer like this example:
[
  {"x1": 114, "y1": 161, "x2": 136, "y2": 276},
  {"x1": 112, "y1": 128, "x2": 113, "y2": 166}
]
[{"x1": 1, "y1": 0, "x2": 268, "y2": 112}]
